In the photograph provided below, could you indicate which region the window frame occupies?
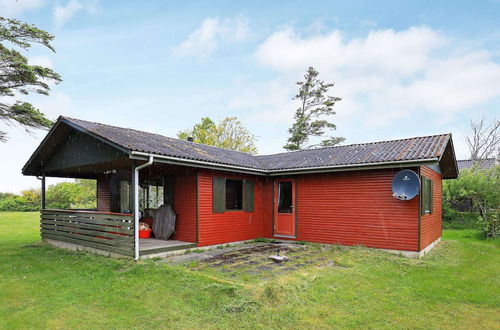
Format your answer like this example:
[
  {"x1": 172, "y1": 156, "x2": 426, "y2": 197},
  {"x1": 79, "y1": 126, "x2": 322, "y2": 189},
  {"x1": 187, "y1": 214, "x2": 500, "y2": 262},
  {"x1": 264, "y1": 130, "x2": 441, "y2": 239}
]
[
  {"x1": 421, "y1": 176, "x2": 433, "y2": 215},
  {"x1": 212, "y1": 176, "x2": 254, "y2": 213}
]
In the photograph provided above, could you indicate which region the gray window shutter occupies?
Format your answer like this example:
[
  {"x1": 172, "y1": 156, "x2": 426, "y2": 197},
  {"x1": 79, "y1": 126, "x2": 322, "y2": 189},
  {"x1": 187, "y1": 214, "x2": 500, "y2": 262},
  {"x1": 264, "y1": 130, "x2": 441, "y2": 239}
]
[
  {"x1": 213, "y1": 176, "x2": 225, "y2": 213},
  {"x1": 429, "y1": 179, "x2": 433, "y2": 214},
  {"x1": 244, "y1": 180, "x2": 254, "y2": 212},
  {"x1": 420, "y1": 177, "x2": 426, "y2": 216},
  {"x1": 420, "y1": 177, "x2": 433, "y2": 215}
]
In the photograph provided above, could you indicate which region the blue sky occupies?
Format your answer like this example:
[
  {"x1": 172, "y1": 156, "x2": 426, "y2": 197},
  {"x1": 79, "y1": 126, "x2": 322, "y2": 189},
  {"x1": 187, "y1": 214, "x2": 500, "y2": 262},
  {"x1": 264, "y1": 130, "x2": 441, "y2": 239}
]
[{"x1": 1, "y1": 0, "x2": 499, "y2": 192}]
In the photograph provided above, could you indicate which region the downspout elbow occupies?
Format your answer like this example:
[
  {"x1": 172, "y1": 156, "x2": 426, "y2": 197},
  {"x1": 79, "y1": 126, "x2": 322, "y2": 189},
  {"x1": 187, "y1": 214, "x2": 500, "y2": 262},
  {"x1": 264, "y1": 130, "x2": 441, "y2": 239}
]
[{"x1": 136, "y1": 155, "x2": 154, "y2": 171}]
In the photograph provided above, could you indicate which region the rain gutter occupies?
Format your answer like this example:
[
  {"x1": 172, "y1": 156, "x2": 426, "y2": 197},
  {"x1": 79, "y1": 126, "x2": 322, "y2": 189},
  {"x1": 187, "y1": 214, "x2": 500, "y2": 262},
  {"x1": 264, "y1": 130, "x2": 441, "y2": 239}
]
[
  {"x1": 130, "y1": 151, "x2": 266, "y2": 175},
  {"x1": 130, "y1": 151, "x2": 439, "y2": 177},
  {"x1": 267, "y1": 158, "x2": 440, "y2": 176}
]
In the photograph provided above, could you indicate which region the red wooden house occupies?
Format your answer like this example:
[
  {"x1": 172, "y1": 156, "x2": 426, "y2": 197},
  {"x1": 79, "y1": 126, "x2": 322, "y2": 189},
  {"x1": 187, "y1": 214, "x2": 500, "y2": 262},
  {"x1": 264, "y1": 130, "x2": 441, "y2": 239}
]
[{"x1": 23, "y1": 116, "x2": 458, "y2": 259}]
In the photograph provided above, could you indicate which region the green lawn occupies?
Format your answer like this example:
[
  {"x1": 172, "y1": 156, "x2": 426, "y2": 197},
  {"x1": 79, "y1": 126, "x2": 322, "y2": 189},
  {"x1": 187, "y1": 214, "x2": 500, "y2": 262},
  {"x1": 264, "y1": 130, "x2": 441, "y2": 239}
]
[{"x1": 0, "y1": 212, "x2": 499, "y2": 329}]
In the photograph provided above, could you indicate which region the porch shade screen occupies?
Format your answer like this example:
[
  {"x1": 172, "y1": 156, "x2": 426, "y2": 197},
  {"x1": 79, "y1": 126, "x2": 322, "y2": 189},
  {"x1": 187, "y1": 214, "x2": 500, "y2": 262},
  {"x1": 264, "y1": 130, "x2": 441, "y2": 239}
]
[{"x1": 212, "y1": 176, "x2": 254, "y2": 213}]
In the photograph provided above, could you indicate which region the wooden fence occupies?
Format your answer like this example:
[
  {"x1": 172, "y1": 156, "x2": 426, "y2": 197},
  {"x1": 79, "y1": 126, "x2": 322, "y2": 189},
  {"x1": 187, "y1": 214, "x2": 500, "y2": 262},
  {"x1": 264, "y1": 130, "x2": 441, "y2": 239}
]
[{"x1": 40, "y1": 209, "x2": 134, "y2": 256}]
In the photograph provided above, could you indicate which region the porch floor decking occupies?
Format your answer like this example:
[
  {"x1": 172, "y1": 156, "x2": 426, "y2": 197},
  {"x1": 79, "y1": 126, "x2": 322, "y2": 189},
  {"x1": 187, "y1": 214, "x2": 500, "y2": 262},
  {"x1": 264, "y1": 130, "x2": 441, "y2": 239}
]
[{"x1": 139, "y1": 238, "x2": 196, "y2": 255}]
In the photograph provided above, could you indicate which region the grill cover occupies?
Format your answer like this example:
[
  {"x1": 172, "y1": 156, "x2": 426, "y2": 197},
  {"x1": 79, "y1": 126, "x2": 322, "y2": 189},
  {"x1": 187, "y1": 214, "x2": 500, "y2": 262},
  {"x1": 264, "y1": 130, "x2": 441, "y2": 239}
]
[{"x1": 153, "y1": 204, "x2": 176, "y2": 240}]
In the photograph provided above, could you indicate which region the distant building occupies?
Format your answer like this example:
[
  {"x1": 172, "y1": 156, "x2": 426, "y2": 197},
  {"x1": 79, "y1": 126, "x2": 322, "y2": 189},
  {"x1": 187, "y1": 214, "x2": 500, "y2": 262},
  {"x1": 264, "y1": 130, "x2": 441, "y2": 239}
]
[{"x1": 457, "y1": 158, "x2": 497, "y2": 173}]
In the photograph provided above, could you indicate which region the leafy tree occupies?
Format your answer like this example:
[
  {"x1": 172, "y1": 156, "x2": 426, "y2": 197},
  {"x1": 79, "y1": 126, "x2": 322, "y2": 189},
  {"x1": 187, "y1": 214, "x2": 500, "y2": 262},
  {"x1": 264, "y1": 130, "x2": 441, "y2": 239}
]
[
  {"x1": 178, "y1": 116, "x2": 258, "y2": 154},
  {"x1": 46, "y1": 180, "x2": 96, "y2": 209},
  {"x1": 178, "y1": 117, "x2": 217, "y2": 146},
  {"x1": 0, "y1": 179, "x2": 96, "y2": 211},
  {"x1": 284, "y1": 66, "x2": 344, "y2": 151},
  {"x1": 443, "y1": 166, "x2": 499, "y2": 237},
  {"x1": 0, "y1": 17, "x2": 61, "y2": 142}
]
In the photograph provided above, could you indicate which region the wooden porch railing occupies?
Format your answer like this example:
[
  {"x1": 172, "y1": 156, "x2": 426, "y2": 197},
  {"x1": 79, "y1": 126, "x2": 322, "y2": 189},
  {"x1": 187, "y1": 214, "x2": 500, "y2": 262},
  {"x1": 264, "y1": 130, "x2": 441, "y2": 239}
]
[{"x1": 40, "y1": 209, "x2": 134, "y2": 256}]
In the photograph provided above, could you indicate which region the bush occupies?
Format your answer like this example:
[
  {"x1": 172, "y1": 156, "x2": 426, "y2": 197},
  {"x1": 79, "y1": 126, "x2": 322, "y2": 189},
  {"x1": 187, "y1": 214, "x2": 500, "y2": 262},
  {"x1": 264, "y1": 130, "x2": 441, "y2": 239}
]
[
  {"x1": 0, "y1": 179, "x2": 96, "y2": 212},
  {"x1": 442, "y1": 205, "x2": 480, "y2": 229},
  {"x1": 443, "y1": 165, "x2": 499, "y2": 237}
]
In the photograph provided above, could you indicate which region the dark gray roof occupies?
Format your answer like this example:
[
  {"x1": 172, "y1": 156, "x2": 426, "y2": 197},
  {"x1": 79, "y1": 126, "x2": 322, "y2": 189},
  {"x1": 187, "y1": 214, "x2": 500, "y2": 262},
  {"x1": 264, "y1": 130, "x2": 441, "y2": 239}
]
[
  {"x1": 256, "y1": 134, "x2": 451, "y2": 171},
  {"x1": 61, "y1": 117, "x2": 265, "y2": 170},
  {"x1": 27, "y1": 116, "x2": 456, "y2": 177},
  {"x1": 457, "y1": 158, "x2": 497, "y2": 172}
]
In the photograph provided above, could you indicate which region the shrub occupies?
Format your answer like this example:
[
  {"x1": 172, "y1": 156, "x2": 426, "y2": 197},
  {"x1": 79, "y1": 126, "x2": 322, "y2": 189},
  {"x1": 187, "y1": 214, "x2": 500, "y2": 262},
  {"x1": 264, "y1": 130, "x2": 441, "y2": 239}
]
[
  {"x1": 442, "y1": 205, "x2": 480, "y2": 229},
  {"x1": 443, "y1": 165, "x2": 499, "y2": 237},
  {"x1": 0, "y1": 179, "x2": 96, "y2": 212}
]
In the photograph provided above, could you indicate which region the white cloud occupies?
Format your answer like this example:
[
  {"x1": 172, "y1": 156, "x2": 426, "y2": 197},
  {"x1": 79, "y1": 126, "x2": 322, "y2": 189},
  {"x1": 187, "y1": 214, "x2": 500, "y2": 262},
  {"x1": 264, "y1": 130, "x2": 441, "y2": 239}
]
[
  {"x1": 36, "y1": 91, "x2": 74, "y2": 119},
  {"x1": 53, "y1": 0, "x2": 97, "y2": 28},
  {"x1": 255, "y1": 27, "x2": 445, "y2": 76},
  {"x1": 172, "y1": 16, "x2": 250, "y2": 58},
  {"x1": 0, "y1": 0, "x2": 43, "y2": 16},
  {"x1": 252, "y1": 26, "x2": 500, "y2": 127},
  {"x1": 29, "y1": 55, "x2": 54, "y2": 68}
]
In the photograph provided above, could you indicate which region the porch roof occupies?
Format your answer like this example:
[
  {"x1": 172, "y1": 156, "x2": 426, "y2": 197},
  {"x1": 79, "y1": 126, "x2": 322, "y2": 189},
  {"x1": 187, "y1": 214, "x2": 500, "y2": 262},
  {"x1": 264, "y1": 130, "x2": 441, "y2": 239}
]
[{"x1": 22, "y1": 116, "x2": 459, "y2": 178}]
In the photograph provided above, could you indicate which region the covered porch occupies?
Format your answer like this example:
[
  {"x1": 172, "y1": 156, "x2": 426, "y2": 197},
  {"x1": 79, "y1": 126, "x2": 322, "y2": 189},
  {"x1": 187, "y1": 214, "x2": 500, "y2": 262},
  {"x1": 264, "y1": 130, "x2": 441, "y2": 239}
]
[
  {"x1": 40, "y1": 209, "x2": 195, "y2": 257},
  {"x1": 23, "y1": 118, "x2": 198, "y2": 259}
]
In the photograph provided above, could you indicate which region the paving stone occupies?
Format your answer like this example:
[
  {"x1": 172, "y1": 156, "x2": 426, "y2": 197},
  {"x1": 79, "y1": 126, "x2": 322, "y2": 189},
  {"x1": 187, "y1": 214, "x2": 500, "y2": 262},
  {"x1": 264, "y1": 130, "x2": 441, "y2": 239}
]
[
  {"x1": 283, "y1": 267, "x2": 298, "y2": 272},
  {"x1": 320, "y1": 261, "x2": 335, "y2": 268},
  {"x1": 230, "y1": 264, "x2": 248, "y2": 270},
  {"x1": 245, "y1": 260, "x2": 260, "y2": 265},
  {"x1": 256, "y1": 265, "x2": 273, "y2": 271},
  {"x1": 243, "y1": 270, "x2": 261, "y2": 276}
]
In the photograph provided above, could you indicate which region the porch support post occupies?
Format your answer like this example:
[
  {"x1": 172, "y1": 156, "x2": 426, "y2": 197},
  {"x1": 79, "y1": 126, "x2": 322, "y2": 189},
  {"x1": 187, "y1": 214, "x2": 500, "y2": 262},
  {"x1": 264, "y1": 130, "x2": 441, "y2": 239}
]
[
  {"x1": 41, "y1": 174, "x2": 46, "y2": 210},
  {"x1": 133, "y1": 156, "x2": 154, "y2": 260}
]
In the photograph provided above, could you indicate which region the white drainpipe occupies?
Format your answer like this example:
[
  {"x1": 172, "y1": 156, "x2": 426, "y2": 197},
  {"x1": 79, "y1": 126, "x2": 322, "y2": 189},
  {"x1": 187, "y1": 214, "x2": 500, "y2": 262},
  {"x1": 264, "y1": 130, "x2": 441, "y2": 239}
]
[{"x1": 134, "y1": 155, "x2": 154, "y2": 260}]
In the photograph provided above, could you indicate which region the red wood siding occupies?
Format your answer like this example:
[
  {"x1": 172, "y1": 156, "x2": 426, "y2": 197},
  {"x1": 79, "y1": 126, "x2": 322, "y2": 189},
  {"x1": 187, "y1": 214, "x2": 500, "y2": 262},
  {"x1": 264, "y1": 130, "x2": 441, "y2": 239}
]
[
  {"x1": 97, "y1": 175, "x2": 111, "y2": 212},
  {"x1": 419, "y1": 166, "x2": 442, "y2": 250},
  {"x1": 261, "y1": 180, "x2": 274, "y2": 238},
  {"x1": 197, "y1": 170, "x2": 269, "y2": 246},
  {"x1": 294, "y1": 169, "x2": 420, "y2": 251},
  {"x1": 171, "y1": 172, "x2": 197, "y2": 243}
]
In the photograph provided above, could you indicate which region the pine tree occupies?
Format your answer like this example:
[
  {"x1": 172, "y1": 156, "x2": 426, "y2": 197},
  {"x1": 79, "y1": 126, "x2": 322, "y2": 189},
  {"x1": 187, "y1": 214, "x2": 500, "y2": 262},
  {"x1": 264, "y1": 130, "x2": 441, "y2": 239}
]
[
  {"x1": 0, "y1": 17, "x2": 61, "y2": 142},
  {"x1": 284, "y1": 67, "x2": 344, "y2": 150}
]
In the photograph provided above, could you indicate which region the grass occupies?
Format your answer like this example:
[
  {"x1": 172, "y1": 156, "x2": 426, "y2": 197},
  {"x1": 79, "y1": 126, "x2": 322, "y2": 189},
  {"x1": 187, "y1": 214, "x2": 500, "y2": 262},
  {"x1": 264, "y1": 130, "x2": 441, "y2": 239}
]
[{"x1": 1, "y1": 212, "x2": 499, "y2": 329}]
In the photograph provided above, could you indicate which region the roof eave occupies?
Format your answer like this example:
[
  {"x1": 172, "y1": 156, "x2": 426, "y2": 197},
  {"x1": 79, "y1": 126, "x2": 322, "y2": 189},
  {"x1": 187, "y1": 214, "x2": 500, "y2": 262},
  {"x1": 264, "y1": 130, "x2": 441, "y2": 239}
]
[
  {"x1": 129, "y1": 151, "x2": 268, "y2": 176},
  {"x1": 22, "y1": 119, "x2": 65, "y2": 175},
  {"x1": 131, "y1": 151, "x2": 441, "y2": 176},
  {"x1": 60, "y1": 117, "x2": 131, "y2": 155},
  {"x1": 266, "y1": 158, "x2": 440, "y2": 176},
  {"x1": 438, "y1": 134, "x2": 459, "y2": 179}
]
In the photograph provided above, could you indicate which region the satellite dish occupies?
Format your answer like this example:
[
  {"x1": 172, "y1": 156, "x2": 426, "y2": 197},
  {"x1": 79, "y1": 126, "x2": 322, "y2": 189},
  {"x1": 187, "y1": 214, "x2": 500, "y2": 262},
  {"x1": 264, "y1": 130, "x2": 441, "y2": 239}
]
[{"x1": 392, "y1": 170, "x2": 420, "y2": 201}]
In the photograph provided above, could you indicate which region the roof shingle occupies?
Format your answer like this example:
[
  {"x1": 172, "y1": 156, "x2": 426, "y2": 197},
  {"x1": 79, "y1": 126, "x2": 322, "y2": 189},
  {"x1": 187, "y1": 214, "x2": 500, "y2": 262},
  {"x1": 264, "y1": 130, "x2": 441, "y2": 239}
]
[
  {"x1": 255, "y1": 134, "x2": 450, "y2": 171},
  {"x1": 61, "y1": 116, "x2": 453, "y2": 173}
]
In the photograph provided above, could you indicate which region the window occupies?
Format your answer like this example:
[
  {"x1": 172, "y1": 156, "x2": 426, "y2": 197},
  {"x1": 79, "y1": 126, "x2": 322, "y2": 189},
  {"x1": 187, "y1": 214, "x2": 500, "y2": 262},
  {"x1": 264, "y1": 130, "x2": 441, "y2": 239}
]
[
  {"x1": 225, "y1": 179, "x2": 243, "y2": 210},
  {"x1": 278, "y1": 181, "x2": 293, "y2": 213},
  {"x1": 139, "y1": 177, "x2": 165, "y2": 214},
  {"x1": 213, "y1": 177, "x2": 254, "y2": 213},
  {"x1": 421, "y1": 176, "x2": 433, "y2": 215}
]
